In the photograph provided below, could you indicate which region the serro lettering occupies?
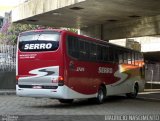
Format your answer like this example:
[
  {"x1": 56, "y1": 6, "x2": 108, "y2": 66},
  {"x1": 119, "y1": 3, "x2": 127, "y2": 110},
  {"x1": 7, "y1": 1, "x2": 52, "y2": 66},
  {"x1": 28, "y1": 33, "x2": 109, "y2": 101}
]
[
  {"x1": 98, "y1": 67, "x2": 113, "y2": 74},
  {"x1": 24, "y1": 43, "x2": 52, "y2": 50}
]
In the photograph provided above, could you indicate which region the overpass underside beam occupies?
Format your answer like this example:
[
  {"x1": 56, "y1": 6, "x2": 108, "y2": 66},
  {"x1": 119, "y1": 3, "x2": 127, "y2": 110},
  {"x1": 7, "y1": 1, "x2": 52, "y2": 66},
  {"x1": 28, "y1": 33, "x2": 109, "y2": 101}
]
[
  {"x1": 12, "y1": 0, "x2": 85, "y2": 26},
  {"x1": 80, "y1": 15, "x2": 160, "y2": 40},
  {"x1": 12, "y1": 0, "x2": 160, "y2": 40}
]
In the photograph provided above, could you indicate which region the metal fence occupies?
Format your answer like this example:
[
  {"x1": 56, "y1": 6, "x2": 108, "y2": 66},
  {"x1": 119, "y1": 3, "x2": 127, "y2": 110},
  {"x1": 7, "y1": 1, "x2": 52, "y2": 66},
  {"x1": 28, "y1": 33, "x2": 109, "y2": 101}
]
[
  {"x1": 145, "y1": 63, "x2": 160, "y2": 84},
  {"x1": 0, "y1": 45, "x2": 16, "y2": 72}
]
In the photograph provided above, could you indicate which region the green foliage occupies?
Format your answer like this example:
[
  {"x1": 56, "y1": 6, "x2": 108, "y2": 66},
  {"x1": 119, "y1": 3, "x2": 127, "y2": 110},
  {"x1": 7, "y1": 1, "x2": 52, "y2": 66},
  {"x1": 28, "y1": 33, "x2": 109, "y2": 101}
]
[
  {"x1": 0, "y1": 23, "x2": 78, "y2": 45},
  {"x1": 9, "y1": 23, "x2": 37, "y2": 36},
  {"x1": 0, "y1": 23, "x2": 38, "y2": 45},
  {"x1": 66, "y1": 28, "x2": 78, "y2": 33}
]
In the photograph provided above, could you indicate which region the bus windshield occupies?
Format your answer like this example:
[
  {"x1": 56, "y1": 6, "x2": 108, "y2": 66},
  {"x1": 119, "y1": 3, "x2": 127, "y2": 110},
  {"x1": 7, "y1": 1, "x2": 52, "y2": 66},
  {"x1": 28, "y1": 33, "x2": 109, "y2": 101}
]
[{"x1": 19, "y1": 31, "x2": 60, "y2": 52}]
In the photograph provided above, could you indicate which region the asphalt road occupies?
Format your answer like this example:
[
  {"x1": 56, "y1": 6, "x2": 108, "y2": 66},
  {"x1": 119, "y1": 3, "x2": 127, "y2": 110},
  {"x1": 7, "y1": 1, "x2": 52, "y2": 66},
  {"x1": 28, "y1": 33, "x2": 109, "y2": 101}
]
[{"x1": 0, "y1": 90, "x2": 160, "y2": 121}]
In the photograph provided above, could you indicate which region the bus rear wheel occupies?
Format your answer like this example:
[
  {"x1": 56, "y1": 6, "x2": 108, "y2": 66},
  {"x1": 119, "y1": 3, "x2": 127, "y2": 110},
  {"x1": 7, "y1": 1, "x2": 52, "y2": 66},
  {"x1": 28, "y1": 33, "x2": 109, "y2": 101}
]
[
  {"x1": 58, "y1": 99, "x2": 74, "y2": 103},
  {"x1": 96, "y1": 86, "x2": 105, "y2": 104},
  {"x1": 126, "y1": 84, "x2": 139, "y2": 98}
]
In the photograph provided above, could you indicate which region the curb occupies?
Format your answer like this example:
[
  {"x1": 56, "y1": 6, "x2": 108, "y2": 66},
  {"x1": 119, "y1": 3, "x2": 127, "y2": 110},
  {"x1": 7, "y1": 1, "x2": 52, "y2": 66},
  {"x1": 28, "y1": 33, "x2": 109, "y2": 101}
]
[
  {"x1": 0, "y1": 90, "x2": 16, "y2": 95},
  {"x1": 136, "y1": 97, "x2": 160, "y2": 102}
]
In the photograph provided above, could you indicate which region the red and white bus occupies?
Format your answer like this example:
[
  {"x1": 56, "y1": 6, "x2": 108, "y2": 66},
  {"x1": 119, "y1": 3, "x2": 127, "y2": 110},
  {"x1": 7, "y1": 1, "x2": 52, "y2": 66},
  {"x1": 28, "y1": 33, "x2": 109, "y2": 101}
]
[{"x1": 16, "y1": 29, "x2": 145, "y2": 104}]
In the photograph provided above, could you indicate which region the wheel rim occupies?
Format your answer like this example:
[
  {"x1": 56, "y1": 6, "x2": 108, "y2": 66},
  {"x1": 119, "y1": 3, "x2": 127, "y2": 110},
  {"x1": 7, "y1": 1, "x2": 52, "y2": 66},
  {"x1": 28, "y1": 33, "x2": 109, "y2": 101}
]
[{"x1": 98, "y1": 89, "x2": 104, "y2": 103}]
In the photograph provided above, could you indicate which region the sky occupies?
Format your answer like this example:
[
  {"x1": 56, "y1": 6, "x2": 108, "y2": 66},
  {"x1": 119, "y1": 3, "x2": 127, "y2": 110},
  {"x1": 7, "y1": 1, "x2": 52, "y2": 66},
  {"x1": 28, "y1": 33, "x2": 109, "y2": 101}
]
[{"x1": 0, "y1": 0, "x2": 25, "y2": 16}]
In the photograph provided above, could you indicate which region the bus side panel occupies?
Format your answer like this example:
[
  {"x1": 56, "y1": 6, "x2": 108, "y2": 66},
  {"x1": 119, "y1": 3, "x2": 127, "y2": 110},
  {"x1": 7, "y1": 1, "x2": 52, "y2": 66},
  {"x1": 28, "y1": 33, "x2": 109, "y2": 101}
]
[
  {"x1": 62, "y1": 32, "x2": 121, "y2": 98},
  {"x1": 62, "y1": 32, "x2": 145, "y2": 99},
  {"x1": 106, "y1": 64, "x2": 144, "y2": 95}
]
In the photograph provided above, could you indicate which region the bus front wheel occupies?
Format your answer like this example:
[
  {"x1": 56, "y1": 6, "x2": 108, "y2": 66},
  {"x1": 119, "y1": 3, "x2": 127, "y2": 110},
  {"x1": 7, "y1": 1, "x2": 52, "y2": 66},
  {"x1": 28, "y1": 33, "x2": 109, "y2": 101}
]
[
  {"x1": 58, "y1": 99, "x2": 74, "y2": 103},
  {"x1": 126, "y1": 84, "x2": 139, "y2": 98}
]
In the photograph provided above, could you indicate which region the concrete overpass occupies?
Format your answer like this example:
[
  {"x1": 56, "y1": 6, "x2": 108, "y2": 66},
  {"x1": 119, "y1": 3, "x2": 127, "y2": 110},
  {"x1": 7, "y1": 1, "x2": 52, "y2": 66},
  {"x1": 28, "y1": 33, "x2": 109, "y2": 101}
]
[
  {"x1": 12, "y1": 0, "x2": 160, "y2": 62},
  {"x1": 12, "y1": 0, "x2": 160, "y2": 40}
]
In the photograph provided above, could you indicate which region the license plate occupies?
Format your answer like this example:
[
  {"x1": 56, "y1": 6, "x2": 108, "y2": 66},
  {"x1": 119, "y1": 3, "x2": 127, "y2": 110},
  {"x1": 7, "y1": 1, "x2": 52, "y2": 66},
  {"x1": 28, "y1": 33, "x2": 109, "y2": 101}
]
[{"x1": 32, "y1": 85, "x2": 42, "y2": 89}]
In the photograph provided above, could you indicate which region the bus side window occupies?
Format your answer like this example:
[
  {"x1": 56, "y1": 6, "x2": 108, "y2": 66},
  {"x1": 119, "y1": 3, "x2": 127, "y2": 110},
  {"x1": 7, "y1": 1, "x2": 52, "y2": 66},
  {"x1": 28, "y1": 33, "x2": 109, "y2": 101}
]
[
  {"x1": 132, "y1": 52, "x2": 135, "y2": 65},
  {"x1": 124, "y1": 52, "x2": 128, "y2": 64},
  {"x1": 67, "y1": 36, "x2": 79, "y2": 59},
  {"x1": 102, "y1": 46, "x2": 108, "y2": 62},
  {"x1": 79, "y1": 40, "x2": 87, "y2": 60},
  {"x1": 97, "y1": 45, "x2": 102, "y2": 61},
  {"x1": 114, "y1": 49, "x2": 119, "y2": 63},
  {"x1": 90, "y1": 43, "x2": 97, "y2": 61},
  {"x1": 109, "y1": 47, "x2": 114, "y2": 62},
  {"x1": 135, "y1": 53, "x2": 139, "y2": 66},
  {"x1": 128, "y1": 52, "x2": 132, "y2": 64},
  {"x1": 138, "y1": 53, "x2": 144, "y2": 67},
  {"x1": 119, "y1": 51, "x2": 123, "y2": 64},
  {"x1": 85, "y1": 41, "x2": 90, "y2": 60}
]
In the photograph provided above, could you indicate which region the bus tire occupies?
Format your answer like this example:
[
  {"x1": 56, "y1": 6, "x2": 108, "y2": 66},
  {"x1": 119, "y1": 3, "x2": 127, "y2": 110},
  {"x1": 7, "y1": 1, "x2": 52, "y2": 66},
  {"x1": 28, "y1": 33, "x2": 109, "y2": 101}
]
[
  {"x1": 96, "y1": 86, "x2": 105, "y2": 104},
  {"x1": 126, "y1": 83, "x2": 139, "y2": 98},
  {"x1": 58, "y1": 99, "x2": 74, "y2": 103}
]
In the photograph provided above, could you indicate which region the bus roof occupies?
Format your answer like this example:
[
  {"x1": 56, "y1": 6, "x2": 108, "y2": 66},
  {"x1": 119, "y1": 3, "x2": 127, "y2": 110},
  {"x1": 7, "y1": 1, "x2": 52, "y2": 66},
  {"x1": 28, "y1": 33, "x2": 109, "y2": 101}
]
[
  {"x1": 20, "y1": 29, "x2": 66, "y2": 34},
  {"x1": 19, "y1": 29, "x2": 141, "y2": 53}
]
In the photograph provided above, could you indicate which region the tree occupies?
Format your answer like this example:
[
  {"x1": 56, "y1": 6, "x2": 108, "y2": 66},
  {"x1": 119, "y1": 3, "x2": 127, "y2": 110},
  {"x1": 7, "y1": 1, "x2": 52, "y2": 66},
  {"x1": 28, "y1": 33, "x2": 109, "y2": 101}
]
[
  {"x1": 0, "y1": 23, "x2": 38, "y2": 45},
  {"x1": 0, "y1": 23, "x2": 78, "y2": 45},
  {"x1": 66, "y1": 28, "x2": 78, "y2": 33}
]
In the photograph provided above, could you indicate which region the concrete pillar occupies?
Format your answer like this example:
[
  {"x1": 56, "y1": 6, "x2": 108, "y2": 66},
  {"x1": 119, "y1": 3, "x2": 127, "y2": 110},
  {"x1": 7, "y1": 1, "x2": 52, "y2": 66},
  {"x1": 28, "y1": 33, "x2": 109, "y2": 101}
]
[{"x1": 80, "y1": 24, "x2": 102, "y2": 40}]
